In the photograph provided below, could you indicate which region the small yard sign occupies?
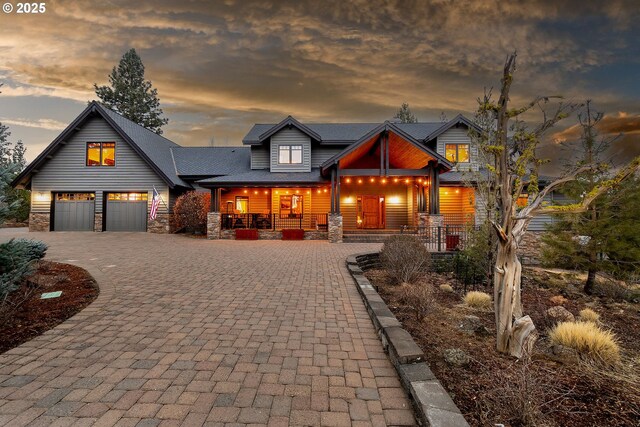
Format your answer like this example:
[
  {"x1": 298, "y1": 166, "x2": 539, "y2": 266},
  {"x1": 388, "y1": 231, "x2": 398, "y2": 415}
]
[{"x1": 40, "y1": 291, "x2": 62, "y2": 299}]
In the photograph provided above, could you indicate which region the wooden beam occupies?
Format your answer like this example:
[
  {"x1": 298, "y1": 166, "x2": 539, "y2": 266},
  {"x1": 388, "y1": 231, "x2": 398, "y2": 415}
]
[
  {"x1": 330, "y1": 167, "x2": 335, "y2": 213},
  {"x1": 336, "y1": 163, "x2": 341, "y2": 214},
  {"x1": 338, "y1": 168, "x2": 429, "y2": 176}
]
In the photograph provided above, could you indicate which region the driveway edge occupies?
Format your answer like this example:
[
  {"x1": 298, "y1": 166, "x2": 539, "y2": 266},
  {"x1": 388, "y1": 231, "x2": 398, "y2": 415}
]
[{"x1": 346, "y1": 252, "x2": 469, "y2": 427}]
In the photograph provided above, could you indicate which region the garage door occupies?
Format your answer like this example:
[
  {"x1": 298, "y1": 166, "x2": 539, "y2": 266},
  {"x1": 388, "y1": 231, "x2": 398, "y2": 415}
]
[
  {"x1": 105, "y1": 192, "x2": 148, "y2": 232},
  {"x1": 54, "y1": 193, "x2": 95, "y2": 231}
]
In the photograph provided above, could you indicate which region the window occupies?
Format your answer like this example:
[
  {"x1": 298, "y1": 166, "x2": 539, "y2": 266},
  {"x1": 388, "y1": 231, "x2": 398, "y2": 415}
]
[
  {"x1": 235, "y1": 196, "x2": 249, "y2": 213},
  {"x1": 107, "y1": 193, "x2": 148, "y2": 201},
  {"x1": 86, "y1": 142, "x2": 116, "y2": 166},
  {"x1": 56, "y1": 193, "x2": 95, "y2": 201},
  {"x1": 278, "y1": 145, "x2": 303, "y2": 164},
  {"x1": 445, "y1": 143, "x2": 470, "y2": 163},
  {"x1": 280, "y1": 195, "x2": 303, "y2": 218}
]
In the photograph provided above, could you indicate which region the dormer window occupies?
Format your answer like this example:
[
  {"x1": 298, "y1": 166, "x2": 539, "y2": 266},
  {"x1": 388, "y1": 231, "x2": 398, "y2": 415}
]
[
  {"x1": 445, "y1": 143, "x2": 470, "y2": 163},
  {"x1": 87, "y1": 142, "x2": 116, "y2": 166},
  {"x1": 278, "y1": 145, "x2": 303, "y2": 164}
]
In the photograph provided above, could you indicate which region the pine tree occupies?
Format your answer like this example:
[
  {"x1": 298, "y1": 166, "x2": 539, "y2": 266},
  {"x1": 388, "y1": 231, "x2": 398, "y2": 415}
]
[
  {"x1": 394, "y1": 102, "x2": 417, "y2": 123},
  {"x1": 94, "y1": 48, "x2": 169, "y2": 134}
]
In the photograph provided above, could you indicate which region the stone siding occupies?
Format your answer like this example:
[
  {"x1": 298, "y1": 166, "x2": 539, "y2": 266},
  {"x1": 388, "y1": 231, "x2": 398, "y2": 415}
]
[
  {"x1": 328, "y1": 214, "x2": 343, "y2": 243},
  {"x1": 29, "y1": 213, "x2": 50, "y2": 232},
  {"x1": 207, "y1": 212, "x2": 222, "y2": 239},
  {"x1": 148, "y1": 213, "x2": 171, "y2": 234},
  {"x1": 519, "y1": 231, "x2": 543, "y2": 265},
  {"x1": 220, "y1": 229, "x2": 328, "y2": 240},
  {"x1": 94, "y1": 213, "x2": 103, "y2": 232}
]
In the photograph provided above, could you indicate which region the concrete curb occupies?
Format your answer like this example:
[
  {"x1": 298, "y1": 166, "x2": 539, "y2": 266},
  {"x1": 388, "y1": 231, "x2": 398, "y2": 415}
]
[{"x1": 346, "y1": 252, "x2": 469, "y2": 427}]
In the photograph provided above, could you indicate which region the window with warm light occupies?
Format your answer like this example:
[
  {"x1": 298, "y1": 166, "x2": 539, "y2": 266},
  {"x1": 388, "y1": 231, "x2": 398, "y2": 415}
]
[
  {"x1": 445, "y1": 143, "x2": 470, "y2": 163},
  {"x1": 278, "y1": 145, "x2": 303, "y2": 164},
  {"x1": 235, "y1": 196, "x2": 249, "y2": 213},
  {"x1": 280, "y1": 195, "x2": 303, "y2": 218},
  {"x1": 86, "y1": 142, "x2": 116, "y2": 166},
  {"x1": 107, "y1": 193, "x2": 148, "y2": 201}
]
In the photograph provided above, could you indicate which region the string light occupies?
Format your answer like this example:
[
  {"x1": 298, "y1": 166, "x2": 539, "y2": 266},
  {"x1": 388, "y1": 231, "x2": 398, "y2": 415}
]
[
  {"x1": 323, "y1": 188, "x2": 328, "y2": 193},
  {"x1": 264, "y1": 190, "x2": 268, "y2": 195},
  {"x1": 254, "y1": 190, "x2": 258, "y2": 195},
  {"x1": 345, "y1": 178, "x2": 351, "y2": 184},
  {"x1": 381, "y1": 178, "x2": 387, "y2": 184},
  {"x1": 393, "y1": 178, "x2": 399, "y2": 183},
  {"x1": 369, "y1": 177, "x2": 375, "y2": 183},
  {"x1": 405, "y1": 179, "x2": 410, "y2": 184},
  {"x1": 357, "y1": 179, "x2": 363, "y2": 184},
  {"x1": 243, "y1": 189, "x2": 248, "y2": 194}
]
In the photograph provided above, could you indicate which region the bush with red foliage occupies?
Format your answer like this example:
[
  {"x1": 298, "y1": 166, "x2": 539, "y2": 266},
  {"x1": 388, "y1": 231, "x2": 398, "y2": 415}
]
[{"x1": 173, "y1": 191, "x2": 210, "y2": 234}]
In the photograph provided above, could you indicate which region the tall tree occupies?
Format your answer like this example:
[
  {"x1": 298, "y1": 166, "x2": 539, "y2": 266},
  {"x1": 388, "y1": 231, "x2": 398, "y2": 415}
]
[
  {"x1": 476, "y1": 53, "x2": 640, "y2": 357},
  {"x1": 0, "y1": 83, "x2": 26, "y2": 222},
  {"x1": 94, "y1": 48, "x2": 169, "y2": 134},
  {"x1": 394, "y1": 102, "x2": 417, "y2": 123}
]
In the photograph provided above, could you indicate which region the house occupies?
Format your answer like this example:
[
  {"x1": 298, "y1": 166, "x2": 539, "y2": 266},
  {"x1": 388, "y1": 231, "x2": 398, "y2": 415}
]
[{"x1": 13, "y1": 101, "x2": 558, "y2": 242}]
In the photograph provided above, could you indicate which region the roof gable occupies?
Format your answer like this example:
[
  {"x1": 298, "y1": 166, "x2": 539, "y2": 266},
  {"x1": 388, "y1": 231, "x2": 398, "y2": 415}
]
[
  {"x1": 423, "y1": 114, "x2": 480, "y2": 142},
  {"x1": 248, "y1": 116, "x2": 321, "y2": 145},
  {"x1": 12, "y1": 102, "x2": 189, "y2": 189}
]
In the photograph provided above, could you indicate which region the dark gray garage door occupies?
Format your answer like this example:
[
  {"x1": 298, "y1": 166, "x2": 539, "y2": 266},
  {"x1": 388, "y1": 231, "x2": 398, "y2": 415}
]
[
  {"x1": 105, "y1": 192, "x2": 148, "y2": 232},
  {"x1": 54, "y1": 193, "x2": 95, "y2": 231}
]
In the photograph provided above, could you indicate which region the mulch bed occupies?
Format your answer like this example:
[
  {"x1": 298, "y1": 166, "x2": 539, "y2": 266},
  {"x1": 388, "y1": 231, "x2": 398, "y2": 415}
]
[
  {"x1": 0, "y1": 261, "x2": 99, "y2": 354},
  {"x1": 365, "y1": 268, "x2": 640, "y2": 427}
]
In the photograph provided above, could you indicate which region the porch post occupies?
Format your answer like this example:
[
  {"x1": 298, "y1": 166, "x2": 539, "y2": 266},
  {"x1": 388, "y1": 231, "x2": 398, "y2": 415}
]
[
  {"x1": 428, "y1": 163, "x2": 440, "y2": 214},
  {"x1": 207, "y1": 187, "x2": 222, "y2": 240},
  {"x1": 330, "y1": 167, "x2": 335, "y2": 213},
  {"x1": 336, "y1": 165, "x2": 341, "y2": 214}
]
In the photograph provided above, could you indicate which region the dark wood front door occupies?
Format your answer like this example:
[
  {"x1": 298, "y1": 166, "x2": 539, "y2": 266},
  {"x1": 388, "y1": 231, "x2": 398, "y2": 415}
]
[{"x1": 360, "y1": 195, "x2": 384, "y2": 229}]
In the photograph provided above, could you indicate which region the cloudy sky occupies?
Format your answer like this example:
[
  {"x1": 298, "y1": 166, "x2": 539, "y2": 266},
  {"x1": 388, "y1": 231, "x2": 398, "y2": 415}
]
[{"x1": 0, "y1": 0, "x2": 638, "y2": 168}]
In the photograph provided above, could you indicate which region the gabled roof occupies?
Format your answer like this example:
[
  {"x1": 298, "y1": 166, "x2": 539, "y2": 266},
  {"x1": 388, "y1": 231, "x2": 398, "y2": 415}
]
[
  {"x1": 12, "y1": 102, "x2": 189, "y2": 189},
  {"x1": 422, "y1": 114, "x2": 481, "y2": 142},
  {"x1": 247, "y1": 116, "x2": 321, "y2": 145},
  {"x1": 171, "y1": 146, "x2": 250, "y2": 176},
  {"x1": 320, "y1": 121, "x2": 453, "y2": 172}
]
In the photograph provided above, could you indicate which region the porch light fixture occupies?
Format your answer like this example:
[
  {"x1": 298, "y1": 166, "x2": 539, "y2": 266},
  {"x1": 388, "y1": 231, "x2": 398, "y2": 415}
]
[
  {"x1": 323, "y1": 188, "x2": 328, "y2": 193},
  {"x1": 417, "y1": 178, "x2": 423, "y2": 183},
  {"x1": 243, "y1": 189, "x2": 248, "y2": 194},
  {"x1": 456, "y1": 189, "x2": 460, "y2": 194},
  {"x1": 381, "y1": 178, "x2": 387, "y2": 184},
  {"x1": 275, "y1": 190, "x2": 279, "y2": 194},
  {"x1": 344, "y1": 196, "x2": 354, "y2": 203},
  {"x1": 369, "y1": 178, "x2": 375, "y2": 183},
  {"x1": 307, "y1": 190, "x2": 310, "y2": 194},
  {"x1": 388, "y1": 196, "x2": 401, "y2": 204},
  {"x1": 405, "y1": 179, "x2": 410, "y2": 184},
  {"x1": 317, "y1": 189, "x2": 321, "y2": 194},
  {"x1": 345, "y1": 178, "x2": 351, "y2": 183},
  {"x1": 254, "y1": 190, "x2": 258, "y2": 195},
  {"x1": 264, "y1": 190, "x2": 269, "y2": 195},
  {"x1": 35, "y1": 192, "x2": 49, "y2": 202},
  {"x1": 357, "y1": 179, "x2": 363, "y2": 184},
  {"x1": 393, "y1": 178, "x2": 399, "y2": 183}
]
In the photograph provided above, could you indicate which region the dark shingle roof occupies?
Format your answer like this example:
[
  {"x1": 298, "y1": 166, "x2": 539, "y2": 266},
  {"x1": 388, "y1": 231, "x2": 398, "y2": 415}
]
[
  {"x1": 243, "y1": 122, "x2": 454, "y2": 144},
  {"x1": 171, "y1": 146, "x2": 250, "y2": 176},
  {"x1": 196, "y1": 168, "x2": 327, "y2": 186}
]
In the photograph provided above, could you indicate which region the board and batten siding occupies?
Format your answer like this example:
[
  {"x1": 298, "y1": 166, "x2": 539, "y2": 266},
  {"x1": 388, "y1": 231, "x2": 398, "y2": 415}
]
[
  {"x1": 30, "y1": 116, "x2": 170, "y2": 214},
  {"x1": 436, "y1": 128, "x2": 479, "y2": 172},
  {"x1": 270, "y1": 128, "x2": 311, "y2": 172}
]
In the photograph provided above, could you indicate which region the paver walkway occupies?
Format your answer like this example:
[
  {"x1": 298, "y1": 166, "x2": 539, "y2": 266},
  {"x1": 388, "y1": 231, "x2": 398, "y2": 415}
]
[{"x1": 0, "y1": 230, "x2": 416, "y2": 426}]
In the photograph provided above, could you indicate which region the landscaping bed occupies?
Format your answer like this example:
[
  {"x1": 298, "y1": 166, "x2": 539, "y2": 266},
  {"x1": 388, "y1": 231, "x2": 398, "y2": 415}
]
[
  {"x1": 364, "y1": 266, "x2": 640, "y2": 427},
  {"x1": 0, "y1": 261, "x2": 99, "y2": 354}
]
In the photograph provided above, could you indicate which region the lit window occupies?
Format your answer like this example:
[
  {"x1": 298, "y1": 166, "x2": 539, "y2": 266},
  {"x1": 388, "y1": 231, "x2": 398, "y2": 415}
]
[
  {"x1": 445, "y1": 144, "x2": 470, "y2": 163},
  {"x1": 235, "y1": 196, "x2": 249, "y2": 213},
  {"x1": 107, "y1": 193, "x2": 148, "y2": 201},
  {"x1": 516, "y1": 194, "x2": 529, "y2": 208},
  {"x1": 86, "y1": 142, "x2": 116, "y2": 166},
  {"x1": 280, "y1": 195, "x2": 303, "y2": 218},
  {"x1": 278, "y1": 145, "x2": 303, "y2": 164}
]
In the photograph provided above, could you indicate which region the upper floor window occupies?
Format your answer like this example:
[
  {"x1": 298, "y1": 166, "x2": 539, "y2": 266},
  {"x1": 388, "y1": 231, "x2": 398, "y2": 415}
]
[
  {"x1": 87, "y1": 142, "x2": 116, "y2": 166},
  {"x1": 278, "y1": 145, "x2": 303, "y2": 164},
  {"x1": 445, "y1": 143, "x2": 470, "y2": 163}
]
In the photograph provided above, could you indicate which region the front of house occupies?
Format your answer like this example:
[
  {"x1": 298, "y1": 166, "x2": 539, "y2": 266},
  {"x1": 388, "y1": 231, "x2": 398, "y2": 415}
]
[{"x1": 15, "y1": 102, "x2": 551, "y2": 243}]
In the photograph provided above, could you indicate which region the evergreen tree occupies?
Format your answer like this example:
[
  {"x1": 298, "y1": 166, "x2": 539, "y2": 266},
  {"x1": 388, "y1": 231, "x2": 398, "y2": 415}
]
[
  {"x1": 394, "y1": 102, "x2": 418, "y2": 123},
  {"x1": 94, "y1": 48, "x2": 169, "y2": 134}
]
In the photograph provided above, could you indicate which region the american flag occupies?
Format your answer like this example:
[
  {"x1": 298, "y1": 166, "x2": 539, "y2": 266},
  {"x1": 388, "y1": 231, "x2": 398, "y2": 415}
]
[{"x1": 149, "y1": 187, "x2": 161, "y2": 220}]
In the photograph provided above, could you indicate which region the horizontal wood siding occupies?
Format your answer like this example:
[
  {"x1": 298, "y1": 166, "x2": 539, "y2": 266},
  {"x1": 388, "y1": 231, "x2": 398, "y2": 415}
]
[
  {"x1": 310, "y1": 145, "x2": 344, "y2": 168},
  {"x1": 270, "y1": 128, "x2": 311, "y2": 172},
  {"x1": 221, "y1": 189, "x2": 272, "y2": 214},
  {"x1": 340, "y1": 181, "x2": 412, "y2": 230},
  {"x1": 439, "y1": 186, "x2": 475, "y2": 216},
  {"x1": 527, "y1": 191, "x2": 571, "y2": 231},
  {"x1": 437, "y1": 128, "x2": 479, "y2": 172},
  {"x1": 251, "y1": 145, "x2": 270, "y2": 169},
  {"x1": 31, "y1": 116, "x2": 169, "y2": 214}
]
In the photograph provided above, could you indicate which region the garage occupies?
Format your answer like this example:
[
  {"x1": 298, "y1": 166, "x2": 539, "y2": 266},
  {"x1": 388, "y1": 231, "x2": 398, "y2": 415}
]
[
  {"x1": 53, "y1": 193, "x2": 95, "y2": 231},
  {"x1": 105, "y1": 192, "x2": 148, "y2": 232}
]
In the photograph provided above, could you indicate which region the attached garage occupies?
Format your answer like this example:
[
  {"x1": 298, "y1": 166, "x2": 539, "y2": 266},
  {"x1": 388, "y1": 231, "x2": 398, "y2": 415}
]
[
  {"x1": 105, "y1": 192, "x2": 148, "y2": 232},
  {"x1": 53, "y1": 193, "x2": 95, "y2": 231}
]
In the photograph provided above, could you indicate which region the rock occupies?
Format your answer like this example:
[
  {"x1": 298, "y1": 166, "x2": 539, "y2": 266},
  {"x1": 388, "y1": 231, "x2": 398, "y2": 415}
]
[
  {"x1": 545, "y1": 306, "x2": 575, "y2": 324},
  {"x1": 549, "y1": 295, "x2": 568, "y2": 305},
  {"x1": 547, "y1": 344, "x2": 579, "y2": 364},
  {"x1": 443, "y1": 348, "x2": 470, "y2": 366},
  {"x1": 458, "y1": 315, "x2": 491, "y2": 336}
]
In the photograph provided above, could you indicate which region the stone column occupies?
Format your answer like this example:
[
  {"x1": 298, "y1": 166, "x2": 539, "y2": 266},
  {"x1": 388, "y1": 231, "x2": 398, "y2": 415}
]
[
  {"x1": 94, "y1": 213, "x2": 103, "y2": 232},
  {"x1": 207, "y1": 212, "x2": 222, "y2": 240},
  {"x1": 416, "y1": 212, "x2": 429, "y2": 228},
  {"x1": 328, "y1": 213, "x2": 343, "y2": 243},
  {"x1": 28, "y1": 213, "x2": 50, "y2": 232}
]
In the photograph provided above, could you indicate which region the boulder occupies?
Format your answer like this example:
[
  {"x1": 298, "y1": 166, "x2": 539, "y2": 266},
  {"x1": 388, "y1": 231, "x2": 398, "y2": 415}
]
[
  {"x1": 546, "y1": 306, "x2": 575, "y2": 324},
  {"x1": 443, "y1": 348, "x2": 470, "y2": 366},
  {"x1": 458, "y1": 315, "x2": 491, "y2": 336}
]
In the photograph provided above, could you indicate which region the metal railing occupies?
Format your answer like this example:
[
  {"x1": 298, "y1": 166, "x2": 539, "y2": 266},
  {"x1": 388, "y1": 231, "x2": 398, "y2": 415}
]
[
  {"x1": 221, "y1": 213, "x2": 328, "y2": 231},
  {"x1": 401, "y1": 225, "x2": 479, "y2": 252}
]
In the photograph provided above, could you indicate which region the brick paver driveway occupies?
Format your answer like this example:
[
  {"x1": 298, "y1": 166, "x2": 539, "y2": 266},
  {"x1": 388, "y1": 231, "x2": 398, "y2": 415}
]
[{"x1": 0, "y1": 230, "x2": 416, "y2": 427}]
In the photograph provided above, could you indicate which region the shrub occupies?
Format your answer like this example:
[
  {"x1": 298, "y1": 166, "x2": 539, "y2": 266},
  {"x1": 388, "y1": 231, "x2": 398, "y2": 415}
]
[
  {"x1": 380, "y1": 235, "x2": 430, "y2": 285},
  {"x1": 439, "y1": 284, "x2": 454, "y2": 293},
  {"x1": 173, "y1": 191, "x2": 211, "y2": 234},
  {"x1": 463, "y1": 291, "x2": 492, "y2": 309},
  {"x1": 549, "y1": 321, "x2": 620, "y2": 365},
  {"x1": 400, "y1": 283, "x2": 436, "y2": 321},
  {"x1": 579, "y1": 308, "x2": 600, "y2": 323},
  {"x1": 0, "y1": 238, "x2": 48, "y2": 300}
]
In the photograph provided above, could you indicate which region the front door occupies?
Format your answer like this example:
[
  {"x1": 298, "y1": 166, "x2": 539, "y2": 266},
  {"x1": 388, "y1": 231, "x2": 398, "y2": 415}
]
[{"x1": 359, "y1": 195, "x2": 385, "y2": 229}]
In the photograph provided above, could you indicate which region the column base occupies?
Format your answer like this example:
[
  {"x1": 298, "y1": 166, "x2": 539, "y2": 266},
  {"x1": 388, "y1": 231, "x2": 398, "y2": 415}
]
[
  {"x1": 328, "y1": 213, "x2": 343, "y2": 243},
  {"x1": 207, "y1": 212, "x2": 222, "y2": 240}
]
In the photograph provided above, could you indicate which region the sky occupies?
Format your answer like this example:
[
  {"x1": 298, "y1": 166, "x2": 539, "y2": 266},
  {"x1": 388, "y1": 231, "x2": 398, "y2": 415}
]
[{"x1": 0, "y1": 0, "x2": 638, "y2": 170}]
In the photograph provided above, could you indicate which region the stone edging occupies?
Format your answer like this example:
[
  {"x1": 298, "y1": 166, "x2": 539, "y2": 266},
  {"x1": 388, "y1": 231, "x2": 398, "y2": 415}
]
[{"x1": 346, "y1": 252, "x2": 469, "y2": 427}]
